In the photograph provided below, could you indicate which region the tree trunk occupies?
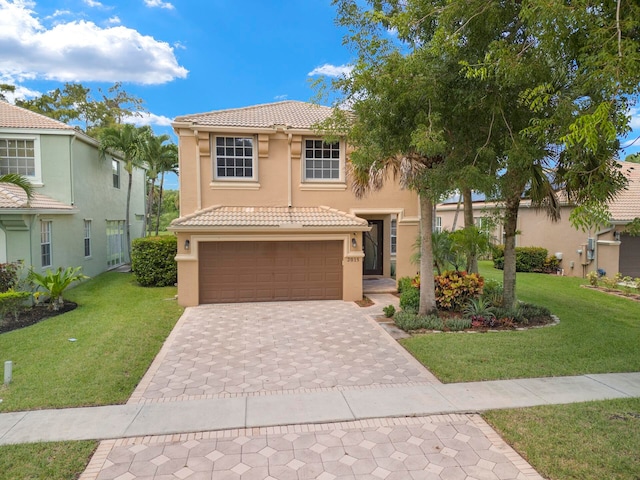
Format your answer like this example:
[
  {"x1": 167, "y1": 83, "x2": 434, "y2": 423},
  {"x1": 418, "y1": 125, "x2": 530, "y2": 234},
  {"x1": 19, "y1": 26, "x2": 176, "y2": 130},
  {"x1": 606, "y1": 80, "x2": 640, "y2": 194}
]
[
  {"x1": 155, "y1": 171, "x2": 165, "y2": 236},
  {"x1": 451, "y1": 194, "x2": 462, "y2": 230},
  {"x1": 502, "y1": 194, "x2": 520, "y2": 308},
  {"x1": 418, "y1": 193, "x2": 437, "y2": 315},
  {"x1": 125, "y1": 170, "x2": 133, "y2": 263},
  {"x1": 462, "y1": 187, "x2": 478, "y2": 274}
]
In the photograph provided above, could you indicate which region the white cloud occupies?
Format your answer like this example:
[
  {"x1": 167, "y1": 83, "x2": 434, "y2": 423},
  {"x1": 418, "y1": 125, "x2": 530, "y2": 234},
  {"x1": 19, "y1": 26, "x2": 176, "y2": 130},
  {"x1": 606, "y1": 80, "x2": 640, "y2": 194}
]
[
  {"x1": 629, "y1": 107, "x2": 640, "y2": 130},
  {"x1": 83, "y1": 0, "x2": 104, "y2": 7},
  {"x1": 107, "y1": 15, "x2": 121, "y2": 24},
  {"x1": 143, "y1": 0, "x2": 174, "y2": 10},
  {"x1": 0, "y1": 0, "x2": 188, "y2": 85},
  {"x1": 123, "y1": 111, "x2": 173, "y2": 127},
  {"x1": 274, "y1": 94, "x2": 288, "y2": 101},
  {"x1": 308, "y1": 64, "x2": 353, "y2": 78}
]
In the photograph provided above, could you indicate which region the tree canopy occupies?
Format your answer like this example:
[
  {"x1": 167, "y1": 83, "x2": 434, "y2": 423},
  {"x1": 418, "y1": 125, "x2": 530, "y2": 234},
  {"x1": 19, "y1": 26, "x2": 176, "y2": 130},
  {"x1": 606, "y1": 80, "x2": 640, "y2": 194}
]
[{"x1": 324, "y1": 0, "x2": 640, "y2": 309}]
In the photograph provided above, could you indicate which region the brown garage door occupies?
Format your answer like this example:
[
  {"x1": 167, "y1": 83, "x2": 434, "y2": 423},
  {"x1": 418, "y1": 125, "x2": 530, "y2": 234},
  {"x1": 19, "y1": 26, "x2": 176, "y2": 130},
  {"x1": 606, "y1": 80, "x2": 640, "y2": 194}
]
[
  {"x1": 619, "y1": 234, "x2": 640, "y2": 278},
  {"x1": 199, "y1": 241, "x2": 343, "y2": 303}
]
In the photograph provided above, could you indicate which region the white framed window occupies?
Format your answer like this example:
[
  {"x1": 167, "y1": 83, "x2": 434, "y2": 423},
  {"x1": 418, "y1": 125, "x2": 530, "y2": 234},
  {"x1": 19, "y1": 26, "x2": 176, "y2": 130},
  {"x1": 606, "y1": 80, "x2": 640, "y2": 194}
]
[
  {"x1": 41, "y1": 220, "x2": 52, "y2": 268},
  {"x1": 390, "y1": 218, "x2": 397, "y2": 255},
  {"x1": 112, "y1": 159, "x2": 121, "y2": 188},
  {"x1": 106, "y1": 220, "x2": 126, "y2": 268},
  {"x1": 303, "y1": 139, "x2": 343, "y2": 181},
  {"x1": 0, "y1": 134, "x2": 42, "y2": 184},
  {"x1": 84, "y1": 220, "x2": 92, "y2": 257},
  {"x1": 214, "y1": 136, "x2": 256, "y2": 180},
  {"x1": 435, "y1": 216, "x2": 442, "y2": 233}
]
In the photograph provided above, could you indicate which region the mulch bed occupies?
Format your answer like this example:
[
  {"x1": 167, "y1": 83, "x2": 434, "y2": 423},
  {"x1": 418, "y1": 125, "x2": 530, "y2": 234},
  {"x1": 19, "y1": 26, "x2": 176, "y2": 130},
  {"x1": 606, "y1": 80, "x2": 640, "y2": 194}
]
[
  {"x1": 581, "y1": 285, "x2": 640, "y2": 302},
  {"x1": 0, "y1": 301, "x2": 78, "y2": 334}
]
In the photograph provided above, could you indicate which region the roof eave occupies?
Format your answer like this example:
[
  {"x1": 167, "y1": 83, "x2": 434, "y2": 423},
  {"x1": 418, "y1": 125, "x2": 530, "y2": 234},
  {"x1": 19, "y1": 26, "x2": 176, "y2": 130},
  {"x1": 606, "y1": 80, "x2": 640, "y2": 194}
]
[{"x1": 168, "y1": 224, "x2": 370, "y2": 233}]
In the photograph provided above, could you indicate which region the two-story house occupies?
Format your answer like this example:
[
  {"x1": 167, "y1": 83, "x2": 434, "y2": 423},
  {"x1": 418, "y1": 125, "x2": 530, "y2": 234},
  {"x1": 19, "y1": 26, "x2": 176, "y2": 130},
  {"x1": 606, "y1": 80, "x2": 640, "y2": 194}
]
[
  {"x1": 0, "y1": 101, "x2": 146, "y2": 277},
  {"x1": 170, "y1": 101, "x2": 421, "y2": 306}
]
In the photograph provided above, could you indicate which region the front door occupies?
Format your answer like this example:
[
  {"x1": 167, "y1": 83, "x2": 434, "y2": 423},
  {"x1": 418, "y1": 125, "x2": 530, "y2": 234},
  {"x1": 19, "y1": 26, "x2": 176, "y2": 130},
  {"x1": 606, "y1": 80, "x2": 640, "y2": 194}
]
[{"x1": 363, "y1": 220, "x2": 384, "y2": 275}]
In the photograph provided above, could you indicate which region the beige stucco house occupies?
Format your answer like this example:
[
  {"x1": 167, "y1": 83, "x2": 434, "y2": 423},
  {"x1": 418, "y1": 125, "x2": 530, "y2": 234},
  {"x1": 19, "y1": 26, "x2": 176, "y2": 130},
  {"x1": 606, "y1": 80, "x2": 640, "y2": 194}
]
[
  {"x1": 435, "y1": 162, "x2": 640, "y2": 278},
  {"x1": 170, "y1": 101, "x2": 420, "y2": 306}
]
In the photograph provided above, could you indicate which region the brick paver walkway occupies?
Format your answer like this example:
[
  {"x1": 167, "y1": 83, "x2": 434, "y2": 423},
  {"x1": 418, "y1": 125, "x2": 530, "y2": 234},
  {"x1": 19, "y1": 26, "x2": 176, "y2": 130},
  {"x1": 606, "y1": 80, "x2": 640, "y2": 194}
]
[{"x1": 84, "y1": 415, "x2": 543, "y2": 480}]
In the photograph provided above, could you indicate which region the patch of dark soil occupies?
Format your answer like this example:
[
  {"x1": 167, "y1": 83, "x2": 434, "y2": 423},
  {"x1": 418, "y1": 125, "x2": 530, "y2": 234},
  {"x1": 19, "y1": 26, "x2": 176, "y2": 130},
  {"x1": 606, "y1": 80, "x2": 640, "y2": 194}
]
[{"x1": 0, "y1": 301, "x2": 78, "y2": 334}]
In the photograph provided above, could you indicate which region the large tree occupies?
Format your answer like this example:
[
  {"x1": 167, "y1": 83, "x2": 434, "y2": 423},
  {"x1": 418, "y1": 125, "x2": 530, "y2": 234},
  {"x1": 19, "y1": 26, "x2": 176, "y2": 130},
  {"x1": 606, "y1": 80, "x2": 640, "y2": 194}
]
[
  {"x1": 332, "y1": 0, "x2": 640, "y2": 307},
  {"x1": 98, "y1": 124, "x2": 149, "y2": 262},
  {"x1": 16, "y1": 82, "x2": 145, "y2": 137}
]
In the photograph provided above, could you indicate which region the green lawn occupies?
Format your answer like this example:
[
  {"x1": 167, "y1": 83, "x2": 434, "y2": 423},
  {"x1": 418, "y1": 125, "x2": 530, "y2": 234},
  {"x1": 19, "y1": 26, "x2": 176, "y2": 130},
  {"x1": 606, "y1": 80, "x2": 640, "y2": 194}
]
[
  {"x1": 0, "y1": 271, "x2": 183, "y2": 412},
  {"x1": 0, "y1": 271, "x2": 183, "y2": 479},
  {"x1": 401, "y1": 261, "x2": 640, "y2": 383},
  {"x1": 401, "y1": 261, "x2": 640, "y2": 479},
  {"x1": 485, "y1": 398, "x2": 640, "y2": 480}
]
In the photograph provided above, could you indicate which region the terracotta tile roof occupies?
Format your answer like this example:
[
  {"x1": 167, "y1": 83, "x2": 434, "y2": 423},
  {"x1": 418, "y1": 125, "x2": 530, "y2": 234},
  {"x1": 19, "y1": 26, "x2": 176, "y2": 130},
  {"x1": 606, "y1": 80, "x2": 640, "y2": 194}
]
[
  {"x1": 609, "y1": 162, "x2": 640, "y2": 223},
  {"x1": 171, "y1": 206, "x2": 368, "y2": 228},
  {"x1": 0, "y1": 183, "x2": 75, "y2": 211},
  {"x1": 173, "y1": 101, "x2": 339, "y2": 129},
  {"x1": 0, "y1": 101, "x2": 75, "y2": 130}
]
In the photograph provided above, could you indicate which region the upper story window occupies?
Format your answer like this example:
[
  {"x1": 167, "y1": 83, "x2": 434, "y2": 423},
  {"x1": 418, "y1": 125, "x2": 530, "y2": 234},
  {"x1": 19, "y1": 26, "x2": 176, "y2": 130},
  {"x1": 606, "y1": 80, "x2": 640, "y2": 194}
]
[
  {"x1": 303, "y1": 140, "x2": 342, "y2": 182},
  {"x1": 112, "y1": 159, "x2": 121, "y2": 188},
  {"x1": 0, "y1": 137, "x2": 36, "y2": 177},
  {"x1": 214, "y1": 136, "x2": 255, "y2": 180}
]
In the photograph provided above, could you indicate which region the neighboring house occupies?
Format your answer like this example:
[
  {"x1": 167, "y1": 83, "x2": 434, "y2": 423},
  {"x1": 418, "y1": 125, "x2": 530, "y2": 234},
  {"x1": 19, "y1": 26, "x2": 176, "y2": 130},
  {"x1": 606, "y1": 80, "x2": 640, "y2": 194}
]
[
  {"x1": 0, "y1": 101, "x2": 146, "y2": 278},
  {"x1": 170, "y1": 101, "x2": 421, "y2": 306},
  {"x1": 436, "y1": 162, "x2": 640, "y2": 278}
]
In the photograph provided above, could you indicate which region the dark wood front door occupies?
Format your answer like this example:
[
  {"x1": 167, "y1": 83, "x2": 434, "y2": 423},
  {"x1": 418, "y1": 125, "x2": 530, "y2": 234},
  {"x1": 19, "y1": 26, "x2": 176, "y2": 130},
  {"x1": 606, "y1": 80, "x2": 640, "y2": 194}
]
[{"x1": 363, "y1": 220, "x2": 384, "y2": 275}]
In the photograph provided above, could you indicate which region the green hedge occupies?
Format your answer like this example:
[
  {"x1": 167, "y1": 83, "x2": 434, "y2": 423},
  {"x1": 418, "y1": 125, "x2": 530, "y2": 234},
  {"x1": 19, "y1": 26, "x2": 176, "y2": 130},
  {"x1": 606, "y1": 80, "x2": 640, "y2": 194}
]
[
  {"x1": 492, "y1": 245, "x2": 549, "y2": 272},
  {"x1": 131, "y1": 236, "x2": 177, "y2": 287}
]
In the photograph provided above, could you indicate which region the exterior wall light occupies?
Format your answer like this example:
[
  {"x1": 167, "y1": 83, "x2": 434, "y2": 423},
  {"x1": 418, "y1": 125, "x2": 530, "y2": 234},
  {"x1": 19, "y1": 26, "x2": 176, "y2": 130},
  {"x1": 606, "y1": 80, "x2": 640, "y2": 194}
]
[
  {"x1": 351, "y1": 237, "x2": 357, "y2": 248},
  {"x1": 184, "y1": 239, "x2": 190, "y2": 250}
]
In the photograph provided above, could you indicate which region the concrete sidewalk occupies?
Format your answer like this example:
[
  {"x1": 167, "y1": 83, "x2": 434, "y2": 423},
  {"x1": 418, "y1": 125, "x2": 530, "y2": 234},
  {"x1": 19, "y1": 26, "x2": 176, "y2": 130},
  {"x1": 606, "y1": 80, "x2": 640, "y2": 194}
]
[{"x1": 2, "y1": 371, "x2": 638, "y2": 446}]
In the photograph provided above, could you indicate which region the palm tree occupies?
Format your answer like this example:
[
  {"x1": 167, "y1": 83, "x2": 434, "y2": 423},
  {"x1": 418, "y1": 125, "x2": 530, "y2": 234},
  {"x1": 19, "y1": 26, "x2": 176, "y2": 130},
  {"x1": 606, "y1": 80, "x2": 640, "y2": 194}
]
[
  {"x1": 0, "y1": 173, "x2": 34, "y2": 200},
  {"x1": 98, "y1": 124, "x2": 147, "y2": 262},
  {"x1": 140, "y1": 133, "x2": 178, "y2": 236}
]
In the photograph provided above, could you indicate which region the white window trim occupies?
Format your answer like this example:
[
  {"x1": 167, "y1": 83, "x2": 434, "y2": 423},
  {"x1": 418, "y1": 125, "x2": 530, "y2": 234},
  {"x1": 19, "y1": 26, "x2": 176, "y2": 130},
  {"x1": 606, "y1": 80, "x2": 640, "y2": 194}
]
[
  {"x1": 40, "y1": 220, "x2": 52, "y2": 268},
  {"x1": 0, "y1": 133, "x2": 43, "y2": 186},
  {"x1": 390, "y1": 218, "x2": 397, "y2": 255},
  {"x1": 301, "y1": 138, "x2": 346, "y2": 184},
  {"x1": 84, "y1": 219, "x2": 92, "y2": 258},
  {"x1": 435, "y1": 216, "x2": 442, "y2": 233},
  {"x1": 112, "y1": 158, "x2": 121, "y2": 189},
  {"x1": 212, "y1": 135, "x2": 258, "y2": 182}
]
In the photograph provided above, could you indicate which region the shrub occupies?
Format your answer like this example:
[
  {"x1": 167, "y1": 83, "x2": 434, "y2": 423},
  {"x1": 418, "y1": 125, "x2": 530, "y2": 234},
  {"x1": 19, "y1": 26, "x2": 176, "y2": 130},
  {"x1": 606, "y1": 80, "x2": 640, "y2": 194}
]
[
  {"x1": 492, "y1": 245, "x2": 549, "y2": 272},
  {"x1": 586, "y1": 271, "x2": 599, "y2": 287},
  {"x1": 399, "y1": 284, "x2": 420, "y2": 313},
  {"x1": 513, "y1": 302, "x2": 551, "y2": 325},
  {"x1": 0, "y1": 289, "x2": 31, "y2": 324},
  {"x1": 393, "y1": 311, "x2": 444, "y2": 331},
  {"x1": 131, "y1": 236, "x2": 178, "y2": 287},
  {"x1": 434, "y1": 270, "x2": 484, "y2": 310},
  {"x1": 382, "y1": 304, "x2": 396, "y2": 318},
  {"x1": 481, "y1": 279, "x2": 504, "y2": 306},
  {"x1": 0, "y1": 261, "x2": 22, "y2": 293},
  {"x1": 397, "y1": 276, "x2": 414, "y2": 294},
  {"x1": 29, "y1": 266, "x2": 89, "y2": 311},
  {"x1": 543, "y1": 255, "x2": 560, "y2": 273},
  {"x1": 445, "y1": 317, "x2": 472, "y2": 331},
  {"x1": 601, "y1": 273, "x2": 623, "y2": 290}
]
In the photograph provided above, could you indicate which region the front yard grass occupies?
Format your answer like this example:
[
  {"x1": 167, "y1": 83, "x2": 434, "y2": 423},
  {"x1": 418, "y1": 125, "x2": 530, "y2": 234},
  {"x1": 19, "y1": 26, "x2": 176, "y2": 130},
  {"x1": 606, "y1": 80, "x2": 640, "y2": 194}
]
[
  {"x1": 484, "y1": 398, "x2": 640, "y2": 480},
  {"x1": 0, "y1": 271, "x2": 182, "y2": 480},
  {"x1": 400, "y1": 261, "x2": 640, "y2": 383}
]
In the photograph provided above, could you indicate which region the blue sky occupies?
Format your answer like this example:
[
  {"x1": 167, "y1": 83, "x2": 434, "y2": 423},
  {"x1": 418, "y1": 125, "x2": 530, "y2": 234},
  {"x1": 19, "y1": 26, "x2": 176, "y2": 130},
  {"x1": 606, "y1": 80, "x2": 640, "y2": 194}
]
[{"x1": 1, "y1": 0, "x2": 639, "y2": 190}]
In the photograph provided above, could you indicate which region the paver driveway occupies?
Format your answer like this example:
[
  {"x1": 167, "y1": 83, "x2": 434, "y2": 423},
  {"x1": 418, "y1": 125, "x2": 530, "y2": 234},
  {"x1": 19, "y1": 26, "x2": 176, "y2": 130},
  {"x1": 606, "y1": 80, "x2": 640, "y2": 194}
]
[
  {"x1": 81, "y1": 299, "x2": 544, "y2": 480},
  {"x1": 130, "y1": 301, "x2": 438, "y2": 404}
]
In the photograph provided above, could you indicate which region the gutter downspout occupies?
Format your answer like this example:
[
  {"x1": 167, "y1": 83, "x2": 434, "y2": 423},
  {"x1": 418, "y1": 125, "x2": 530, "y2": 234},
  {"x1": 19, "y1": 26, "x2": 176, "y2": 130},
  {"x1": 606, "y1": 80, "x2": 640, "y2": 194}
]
[
  {"x1": 287, "y1": 133, "x2": 293, "y2": 208},
  {"x1": 69, "y1": 135, "x2": 76, "y2": 206},
  {"x1": 194, "y1": 130, "x2": 202, "y2": 211},
  {"x1": 594, "y1": 225, "x2": 614, "y2": 273}
]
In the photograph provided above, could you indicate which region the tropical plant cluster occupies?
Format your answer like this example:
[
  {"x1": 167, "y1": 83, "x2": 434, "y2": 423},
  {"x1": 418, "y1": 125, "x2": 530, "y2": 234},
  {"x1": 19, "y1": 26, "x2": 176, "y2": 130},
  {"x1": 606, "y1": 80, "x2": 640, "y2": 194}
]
[
  {"x1": 586, "y1": 271, "x2": 640, "y2": 297},
  {"x1": 0, "y1": 262, "x2": 88, "y2": 329},
  {"x1": 394, "y1": 272, "x2": 552, "y2": 332},
  {"x1": 492, "y1": 246, "x2": 559, "y2": 273},
  {"x1": 131, "y1": 236, "x2": 178, "y2": 287}
]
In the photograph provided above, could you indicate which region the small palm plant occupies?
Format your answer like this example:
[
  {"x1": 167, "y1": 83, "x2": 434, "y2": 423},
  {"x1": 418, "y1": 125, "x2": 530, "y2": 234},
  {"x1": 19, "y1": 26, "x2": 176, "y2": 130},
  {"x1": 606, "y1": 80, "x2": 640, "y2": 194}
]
[
  {"x1": 28, "y1": 266, "x2": 89, "y2": 311},
  {"x1": 463, "y1": 297, "x2": 496, "y2": 327}
]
